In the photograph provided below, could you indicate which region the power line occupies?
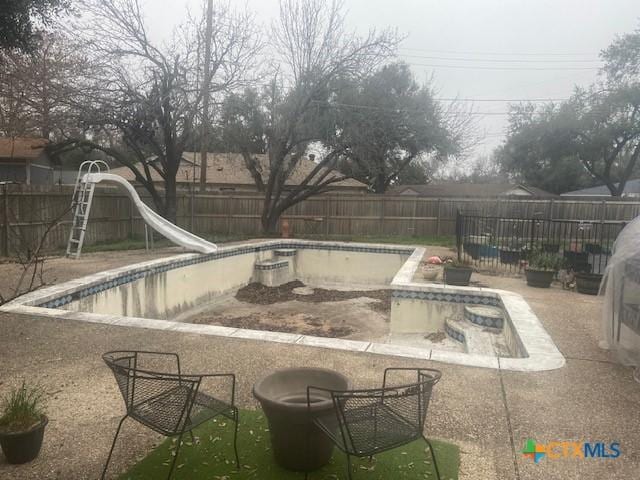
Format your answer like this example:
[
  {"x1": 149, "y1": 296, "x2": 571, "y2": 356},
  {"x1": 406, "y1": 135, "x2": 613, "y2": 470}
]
[
  {"x1": 312, "y1": 100, "x2": 623, "y2": 117},
  {"x1": 405, "y1": 62, "x2": 600, "y2": 71},
  {"x1": 399, "y1": 54, "x2": 601, "y2": 64},
  {"x1": 436, "y1": 97, "x2": 568, "y2": 102},
  {"x1": 398, "y1": 47, "x2": 598, "y2": 57}
]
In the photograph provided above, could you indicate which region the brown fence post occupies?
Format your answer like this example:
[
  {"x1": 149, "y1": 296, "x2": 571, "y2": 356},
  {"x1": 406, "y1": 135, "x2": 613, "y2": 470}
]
[
  {"x1": 3, "y1": 184, "x2": 9, "y2": 257},
  {"x1": 379, "y1": 196, "x2": 385, "y2": 235},
  {"x1": 128, "y1": 199, "x2": 134, "y2": 239},
  {"x1": 324, "y1": 196, "x2": 330, "y2": 236},
  {"x1": 226, "y1": 195, "x2": 232, "y2": 235},
  {"x1": 436, "y1": 198, "x2": 442, "y2": 236},
  {"x1": 411, "y1": 197, "x2": 418, "y2": 236}
]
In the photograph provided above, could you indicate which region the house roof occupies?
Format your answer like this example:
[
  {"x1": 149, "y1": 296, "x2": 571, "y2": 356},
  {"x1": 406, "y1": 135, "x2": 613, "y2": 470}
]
[
  {"x1": 0, "y1": 137, "x2": 48, "y2": 160},
  {"x1": 389, "y1": 183, "x2": 556, "y2": 198},
  {"x1": 561, "y1": 180, "x2": 640, "y2": 197},
  {"x1": 110, "y1": 152, "x2": 367, "y2": 189}
]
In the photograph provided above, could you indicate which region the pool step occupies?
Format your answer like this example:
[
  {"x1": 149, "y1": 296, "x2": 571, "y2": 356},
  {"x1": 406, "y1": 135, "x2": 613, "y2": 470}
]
[
  {"x1": 274, "y1": 248, "x2": 297, "y2": 258},
  {"x1": 254, "y1": 259, "x2": 293, "y2": 287},
  {"x1": 463, "y1": 305, "x2": 504, "y2": 330},
  {"x1": 444, "y1": 317, "x2": 497, "y2": 356}
]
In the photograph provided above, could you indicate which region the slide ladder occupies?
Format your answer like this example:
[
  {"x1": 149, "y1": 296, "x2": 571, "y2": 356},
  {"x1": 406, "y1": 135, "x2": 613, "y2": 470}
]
[
  {"x1": 66, "y1": 161, "x2": 110, "y2": 258},
  {"x1": 66, "y1": 162, "x2": 217, "y2": 258}
]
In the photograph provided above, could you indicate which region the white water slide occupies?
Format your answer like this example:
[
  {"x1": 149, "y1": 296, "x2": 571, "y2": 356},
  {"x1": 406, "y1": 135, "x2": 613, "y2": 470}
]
[{"x1": 66, "y1": 162, "x2": 217, "y2": 258}]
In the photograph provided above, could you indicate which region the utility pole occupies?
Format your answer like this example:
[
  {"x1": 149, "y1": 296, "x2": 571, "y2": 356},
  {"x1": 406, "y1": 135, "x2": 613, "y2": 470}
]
[{"x1": 199, "y1": 0, "x2": 214, "y2": 192}]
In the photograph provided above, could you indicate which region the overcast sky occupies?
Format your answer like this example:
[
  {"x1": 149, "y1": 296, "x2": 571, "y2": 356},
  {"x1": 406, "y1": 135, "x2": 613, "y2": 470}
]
[{"x1": 146, "y1": 0, "x2": 640, "y2": 163}]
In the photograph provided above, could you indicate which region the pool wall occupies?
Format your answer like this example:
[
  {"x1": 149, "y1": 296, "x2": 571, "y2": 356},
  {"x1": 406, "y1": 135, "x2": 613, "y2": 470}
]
[
  {"x1": 30, "y1": 242, "x2": 410, "y2": 320},
  {"x1": 1, "y1": 239, "x2": 564, "y2": 372}
]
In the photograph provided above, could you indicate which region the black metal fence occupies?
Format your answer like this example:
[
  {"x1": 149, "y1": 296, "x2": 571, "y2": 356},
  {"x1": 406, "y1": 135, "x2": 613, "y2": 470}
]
[{"x1": 455, "y1": 210, "x2": 626, "y2": 273}]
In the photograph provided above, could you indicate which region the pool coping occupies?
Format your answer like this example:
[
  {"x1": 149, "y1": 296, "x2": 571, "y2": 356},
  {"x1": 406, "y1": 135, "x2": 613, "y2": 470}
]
[{"x1": 0, "y1": 239, "x2": 565, "y2": 372}]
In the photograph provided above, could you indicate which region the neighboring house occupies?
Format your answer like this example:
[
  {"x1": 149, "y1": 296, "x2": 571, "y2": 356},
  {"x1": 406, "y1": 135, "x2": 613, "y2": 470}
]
[
  {"x1": 0, "y1": 137, "x2": 53, "y2": 185},
  {"x1": 110, "y1": 152, "x2": 368, "y2": 194},
  {"x1": 561, "y1": 180, "x2": 640, "y2": 198},
  {"x1": 389, "y1": 183, "x2": 555, "y2": 198}
]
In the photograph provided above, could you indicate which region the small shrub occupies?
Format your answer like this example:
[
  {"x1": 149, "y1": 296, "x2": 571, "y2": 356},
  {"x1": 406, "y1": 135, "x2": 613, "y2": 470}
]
[
  {"x1": 0, "y1": 382, "x2": 47, "y2": 433},
  {"x1": 445, "y1": 259, "x2": 472, "y2": 269},
  {"x1": 527, "y1": 250, "x2": 564, "y2": 271}
]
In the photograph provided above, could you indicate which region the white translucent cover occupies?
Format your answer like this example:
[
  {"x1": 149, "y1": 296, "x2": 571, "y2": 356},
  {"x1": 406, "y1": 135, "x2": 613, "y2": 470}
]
[{"x1": 600, "y1": 216, "x2": 640, "y2": 369}]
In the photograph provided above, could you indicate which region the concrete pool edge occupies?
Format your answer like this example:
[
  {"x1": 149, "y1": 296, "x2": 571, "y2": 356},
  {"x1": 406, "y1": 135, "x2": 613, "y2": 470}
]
[{"x1": 1, "y1": 240, "x2": 565, "y2": 372}]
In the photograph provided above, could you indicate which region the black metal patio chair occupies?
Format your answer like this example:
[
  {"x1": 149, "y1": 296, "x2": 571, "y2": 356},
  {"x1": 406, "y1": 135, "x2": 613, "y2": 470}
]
[
  {"x1": 307, "y1": 367, "x2": 442, "y2": 480},
  {"x1": 101, "y1": 350, "x2": 239, "y2": 479}
]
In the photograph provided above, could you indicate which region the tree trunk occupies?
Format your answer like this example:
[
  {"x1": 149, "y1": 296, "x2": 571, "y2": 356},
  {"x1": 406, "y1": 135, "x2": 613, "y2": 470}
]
[
  {"x1": 199, "y1": 0, "x2": 214, "y2": 192},
  {"x1": 261, "y1": 208, "x2": 280, "y2": 235},
  {"x1": 164, "y1": 176, "x2": 178, "y2": 223},
  {"x1": 605, "y1": 180, "x2": 623, "y2": 196},
  {"x1": 372, "y1": 174, "x2": 387, "y2": 194}
]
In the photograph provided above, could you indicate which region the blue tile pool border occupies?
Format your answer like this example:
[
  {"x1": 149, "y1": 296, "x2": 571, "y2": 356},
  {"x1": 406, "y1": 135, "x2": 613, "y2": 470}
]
[
  {"x1": 38, "y1": 241, "x2": 413, "y2": 309},
  {"x1": 1, "y1": 239, "x2": 565, "y2": 372}
]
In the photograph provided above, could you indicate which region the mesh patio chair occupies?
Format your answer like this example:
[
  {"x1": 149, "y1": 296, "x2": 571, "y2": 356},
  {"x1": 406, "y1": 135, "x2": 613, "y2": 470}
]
[
  {"x1": 101, "y1": 350, "x2": 239, "y2": 480},
  {"x1": 306, "y1": 367, "x2": 442, "y2": 480}
]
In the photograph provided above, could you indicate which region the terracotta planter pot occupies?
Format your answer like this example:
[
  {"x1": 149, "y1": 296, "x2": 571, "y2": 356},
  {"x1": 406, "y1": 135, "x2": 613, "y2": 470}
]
[
  {"x1": 525, "y1": 268, "x2": 555, "y2": 288},
  {"x1": 0, "y1": 416, "x2": 47, "y2": 464},
  {"x1": 444, "y1": 266, "x2": 472, "y2": 286}
]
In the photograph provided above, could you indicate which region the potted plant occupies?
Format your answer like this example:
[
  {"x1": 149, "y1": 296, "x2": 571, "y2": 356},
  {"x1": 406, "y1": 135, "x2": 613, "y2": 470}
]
[
  {"x1": 444, "y1": 259, "x2": 473, "y2": 286},
  {"x1": 479, "y1": 244, "x2": 499, "y2": 258},
  {"x1": 525, "y1": 251, "x2": 563, "y2": 288},
  {"x1": 463, "y1": 241, "x2": 481, "y2": 260},
  {"x1": 563, "y1": 250, "x2": 590, "y2": 272},
  {"x1": 421, "y1": 264, "x2": 440, "y2": 281},
  {"x1": 499, "y1": 241, "x2": 524, "y2": 265},
  {"x1": 0, "y1": 382, "x2": 48, "y2": 464},
  {"x1": 575, "y1": 272, "x2": 603, "y2": 295},
  {"x1": 541, "y1": 243, "x2": 560, "y2": 253},
  {"x1": 584, "y1": 243, "x2": 603, "y2": 254}
]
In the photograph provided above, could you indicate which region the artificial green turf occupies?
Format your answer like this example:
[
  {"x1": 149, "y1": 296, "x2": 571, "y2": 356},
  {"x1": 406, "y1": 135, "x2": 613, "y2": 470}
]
[{"x1": 120, "y1": 409, "x2": 459, "y2": 480}]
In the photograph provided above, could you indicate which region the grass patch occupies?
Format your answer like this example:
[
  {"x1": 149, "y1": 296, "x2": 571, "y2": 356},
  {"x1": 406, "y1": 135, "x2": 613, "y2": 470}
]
[
  {"x1": 296, "y1": 234, "x2": 456, "y2": 248},
  {"x1": 78, "y1": 234, "x2": 253, "y2": 253},
  {"x1": 72, "y1": 234, "x2": 455, "y2": 254},
  {"x1": 121, "y1": 409, "x2": 458, "y2": 480}
]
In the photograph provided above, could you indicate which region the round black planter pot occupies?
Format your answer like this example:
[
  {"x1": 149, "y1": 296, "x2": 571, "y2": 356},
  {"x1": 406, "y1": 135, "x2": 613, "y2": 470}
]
[
  {"x1": 542, "y1": 243, "x2": 560, "y2": 253},
  {"x1": 563, "y1": 251, "x2": 590, "y2": 272},
  {"x1": 463, "y1": 242, "x2": 481, "y2": 260},
  {"x1": 525, "y1": 269, "x2": 555, "y2": 288},
  {"x1": 0, "y1": 416, "x2": 48, "y2": 464},
  {"x1": 499, "y1": 249, "x2": 521, "y2": 265},
  {"x1": 253, "y1": 368, "x2": 349, "y2": 472},
  {"x1": 575, "y1": 273, "x2": 603, "y2": 295},
  {"x1": 444, "y1": 267, "x2": 472, "y2": 286}
]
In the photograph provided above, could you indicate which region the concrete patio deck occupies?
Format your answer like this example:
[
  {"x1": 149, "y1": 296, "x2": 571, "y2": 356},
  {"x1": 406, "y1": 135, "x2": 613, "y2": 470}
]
[{"x1": 0, "y1": 248, "x2": 638, "y2": 480}]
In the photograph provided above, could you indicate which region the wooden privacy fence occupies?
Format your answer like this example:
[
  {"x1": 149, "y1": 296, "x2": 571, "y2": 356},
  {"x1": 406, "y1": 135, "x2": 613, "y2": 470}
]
[{"x1": 2, "y1": 183, "x2": 640, "y2": 255}]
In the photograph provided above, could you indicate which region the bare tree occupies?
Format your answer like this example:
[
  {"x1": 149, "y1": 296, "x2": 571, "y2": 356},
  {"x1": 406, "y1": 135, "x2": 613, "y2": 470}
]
[
  {"x1": 224, "y1": 0, "x2": 399, "y2": 233},
  {"x1": 53, "y1": 0, "x2": 260, "y2": 221},
  {"x1": 0, "y1": 33, "x2": 88, "y2": 139},
  {"x1": 0, "y1": 197, "x2": 71, "y2": 305},
  {"x1": 195, "y1": 0, "x2": 262, "y2": 191}
]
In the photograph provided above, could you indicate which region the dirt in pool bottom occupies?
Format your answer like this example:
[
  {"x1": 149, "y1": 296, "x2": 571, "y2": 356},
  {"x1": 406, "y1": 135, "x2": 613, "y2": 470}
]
[{"x1": 186, "y1": 281, "x2": 391, "y2": 340}]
